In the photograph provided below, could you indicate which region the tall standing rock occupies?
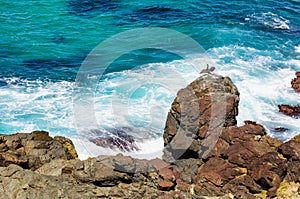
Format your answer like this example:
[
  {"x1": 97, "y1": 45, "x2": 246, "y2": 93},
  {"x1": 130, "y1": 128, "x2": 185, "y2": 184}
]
[{"x1": 163, "y1": 74, "x2": 239, "y2": 163}]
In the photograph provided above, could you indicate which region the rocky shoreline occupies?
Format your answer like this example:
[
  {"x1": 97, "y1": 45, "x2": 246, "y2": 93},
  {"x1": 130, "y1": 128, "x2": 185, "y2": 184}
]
[
  {"x1": 278, "y1": 72, "x2": 300, "y2": 118},
  {"x1": 1, "y1": 74, "x2": 300, "y2": 198}
]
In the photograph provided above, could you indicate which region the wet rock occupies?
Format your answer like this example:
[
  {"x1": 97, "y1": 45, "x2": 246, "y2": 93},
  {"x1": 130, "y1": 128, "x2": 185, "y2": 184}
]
[
  {"x1": 278, "y1": 104, "x2": 300, "y2": 117},
  {"x1": 90, "y1": 128, "x2": 140, "y2": 152},
  {"x1": 291, "y1": 72, "x2": 300, "y2": 92},
  {"x1": 54, "y1": 136, "x2": 78, "y2": 159},
  {"x1": 163, "y1": 74, "x2": 239, "y2": 163},
  {"x1": 274, "y1": 127, "x2": 289, "y2": 132}
]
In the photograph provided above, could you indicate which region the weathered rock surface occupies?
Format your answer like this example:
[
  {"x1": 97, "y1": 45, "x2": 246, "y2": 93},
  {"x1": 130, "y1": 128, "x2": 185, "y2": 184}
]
[
  {"x1": 163, "y1": 74, "x2": 239, "y2": 162},
  {"x1": 190, "y1": 121, "x2": 289, "y2": 198},
  {"x1": 0, "y1": 131, "x2": 77, "y2": 170},
  {"x1": 291, "y1": 72, "x2": 300, "y2": 92}
]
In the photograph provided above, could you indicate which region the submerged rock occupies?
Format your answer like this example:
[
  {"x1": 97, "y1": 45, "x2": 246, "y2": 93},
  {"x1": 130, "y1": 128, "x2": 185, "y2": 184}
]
[
  {"x1": 89, "y1": 128, "x2": 140, "y2": 152},
  {"x1": 274, "y1": 127, "x2": 289, "y2": 133},
  {"x1": 68, "y1": 0, "x2": 120, "y2": 17}
]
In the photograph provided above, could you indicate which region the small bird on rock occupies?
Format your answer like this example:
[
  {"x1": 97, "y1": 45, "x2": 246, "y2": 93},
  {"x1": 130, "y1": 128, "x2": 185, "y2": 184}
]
[{"x1": 200, "y1": 64, "x2": 215, "y2": 74}]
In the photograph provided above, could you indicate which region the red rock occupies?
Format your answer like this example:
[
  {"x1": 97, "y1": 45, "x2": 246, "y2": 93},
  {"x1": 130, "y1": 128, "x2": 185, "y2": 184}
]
[
  {"x1": 157, "y1": 180, "x2": 175, "y2": 191},
  {"x1": 200, "y1": 171, "x2": 223, "y2": 186},
  {"x1": 206, "y1": 138, "x2": 230, "y2": 159},
  {"x1": 172, "y1": 169, "x2": 181, "y2": 180},
  {"x1": 248, "y1": 152, "x2": 287, "y2": 197},
  {"x1": 159, "y1": 166, "x2": 174, "y2": 181},
  {"x1": 163, "y1": 75, "x2": 239, "y2": 162},
  {"x1": 198, "y1": 157, "x2": 245, "y2": 186},
  {"x1": 225, "y1": 140, "x2": 275, "y2": 166}
]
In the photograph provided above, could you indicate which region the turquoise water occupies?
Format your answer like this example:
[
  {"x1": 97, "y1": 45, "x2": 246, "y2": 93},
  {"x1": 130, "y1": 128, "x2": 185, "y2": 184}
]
[{"x1": 0, "y1": 0, "x2": 300, "y2": 159}]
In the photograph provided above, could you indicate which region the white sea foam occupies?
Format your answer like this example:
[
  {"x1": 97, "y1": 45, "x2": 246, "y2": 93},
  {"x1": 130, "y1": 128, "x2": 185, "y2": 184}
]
[
  {"x1": 209, "y1": 46, "x2": 300, "y2": 140},
  {"x1": 295, "y1": 45, "x2": 300, "y2": 53},
  {"x1": 246, "y1": 12, "x2": 290, "y2": 30},
  {"x1": 73, "y1": 137, "x2": 164, "y2": 160}
]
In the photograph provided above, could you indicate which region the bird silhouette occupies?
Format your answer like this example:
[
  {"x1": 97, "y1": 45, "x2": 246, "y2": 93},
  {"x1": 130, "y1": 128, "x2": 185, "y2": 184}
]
[{"x1": 200, "y1": 64, "x2": 215, "y2": 74}]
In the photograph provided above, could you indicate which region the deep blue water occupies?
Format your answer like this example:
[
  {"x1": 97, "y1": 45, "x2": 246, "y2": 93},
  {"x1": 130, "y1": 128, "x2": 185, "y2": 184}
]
[{"x1": 0, "y1": 0, "x2": 300, "y2": 159}]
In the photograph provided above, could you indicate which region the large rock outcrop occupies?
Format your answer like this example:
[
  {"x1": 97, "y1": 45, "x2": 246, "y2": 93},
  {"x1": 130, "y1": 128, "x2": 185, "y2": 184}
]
[
  {"x1": 1, "y1": 74, "x2": 300, "y2": 198},
  {"x1": 163, "y1": 74, "x2": 239, "y2": 162}
]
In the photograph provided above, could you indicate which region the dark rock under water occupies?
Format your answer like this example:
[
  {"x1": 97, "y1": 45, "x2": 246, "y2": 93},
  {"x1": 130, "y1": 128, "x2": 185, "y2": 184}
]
[
  {"x1": 89, "y1": 127, "x2": 140, "y2": 152},
  {"x1": 68, "y1": 0, "x2": 121, "y2": 17},
  {"x1": 118, "y1": 5, "x2": 189, "y2": 26},
  {"x1": 21, "y1": 57, "x2": 83, "y2": 81},
  {"x1": 0, "y1": 80, "x2": 8, "y2": 87}
]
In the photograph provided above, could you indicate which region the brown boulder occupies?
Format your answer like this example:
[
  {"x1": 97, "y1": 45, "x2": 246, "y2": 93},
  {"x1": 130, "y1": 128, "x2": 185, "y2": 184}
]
[
  {"x1": 0, "y1": 131, "x2": 76, "y2": 170},
  {"x1": 291, "y1": 72, "x2": 300, "y2": 92},
  {"x1": 163, "y1": 74, "x2": 239, "y2": 163},
  {"x1": 158, "y1": 166, "x2": 175, "y2": 181},
  {"x1": 278, "y1": 104, "x2": 300, "y2": 117}
]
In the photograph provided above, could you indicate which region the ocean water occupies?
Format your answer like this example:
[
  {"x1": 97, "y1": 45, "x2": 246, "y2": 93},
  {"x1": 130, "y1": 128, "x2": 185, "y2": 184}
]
[{"x1": 0, "y1": 0, "x2": 299, "y2": 159}]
